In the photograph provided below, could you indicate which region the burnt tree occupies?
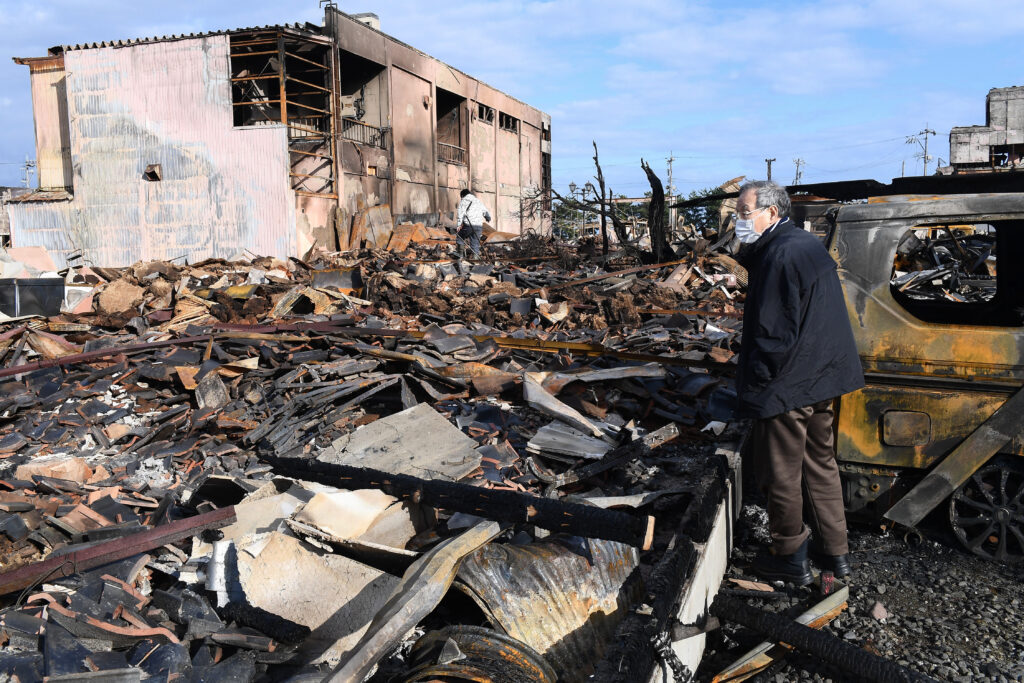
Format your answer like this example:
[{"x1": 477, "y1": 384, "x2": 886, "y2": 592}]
[
  {"x1": 592, "y1": 141, "x2": 611, "y2": 255},
  {"x1": 641, "y1": 159, "x2": 676, "y2": 263}
]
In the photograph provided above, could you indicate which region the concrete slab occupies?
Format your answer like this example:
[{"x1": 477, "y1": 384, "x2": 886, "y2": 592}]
[
  {"x1": 235, "y1": 532, "x2": 398, "y2": 665},
  {"x1": 320, "y1": 403, "x2": 481, "y2": 481}
]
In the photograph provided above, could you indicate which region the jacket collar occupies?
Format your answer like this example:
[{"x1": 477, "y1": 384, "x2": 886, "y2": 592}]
[{"x1": 737, "y1": 217, "x2": 795, "y2": 266}]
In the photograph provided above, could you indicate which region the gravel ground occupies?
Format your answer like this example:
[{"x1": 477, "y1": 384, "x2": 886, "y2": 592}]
[{"x1": 696, "y1": 504, "x2": 1024, "y2": 682}]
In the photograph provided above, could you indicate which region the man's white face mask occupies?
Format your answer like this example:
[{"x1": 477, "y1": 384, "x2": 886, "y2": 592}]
[{"x1": 735, "y1": 207, "x2": 768, "y2": 244}]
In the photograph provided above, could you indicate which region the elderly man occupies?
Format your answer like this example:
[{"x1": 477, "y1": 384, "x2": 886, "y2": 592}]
[
  {"x1": 734, "y1": 180, "x2": 864, "y2": 585},
  {"x1": 456, "y1": 189, "x2": 492, "y2": 257}
]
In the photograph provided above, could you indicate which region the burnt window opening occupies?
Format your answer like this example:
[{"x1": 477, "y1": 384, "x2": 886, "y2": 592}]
[
  {"x1": 436, "y1": 88, "x2": 466, "y2": 165},
  {"x1": 230, "y1": 33, "x2": 283, "y2": 127},
  {"x1": 143, "y1": 164, "x2": 162, "y2": 182},
  {"x1": 338, "y1": 49, "x2": 388, "y2": 149},
  {"x1": 889, "y1": 221, "x2": 1024, "y2": 326},
  {"x1": 229, "y1": 33, "x2": 332, "y2": 134},
  {"x1": 498, "y1": 112, "x2": 519, "y2": 134},
  {"x1": 231, "y1": 32, "x2": 336, "y2": 198},
  {"x1": 476, "y1": 103, "x2": 495, "y2": 124}
]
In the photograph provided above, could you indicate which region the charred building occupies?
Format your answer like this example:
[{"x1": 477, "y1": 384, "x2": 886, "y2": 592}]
[
  {"x1": 7, "y1": 9, "x2": 552, "y2": 268},
  {"x1": 948, "y1": 86, "x2": 1024, "y2": 173}
]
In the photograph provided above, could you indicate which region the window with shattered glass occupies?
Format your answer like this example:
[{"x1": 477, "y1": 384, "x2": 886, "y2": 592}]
[{"x1": 889, "y1": 222, "x2": 1024, "y2": 326}]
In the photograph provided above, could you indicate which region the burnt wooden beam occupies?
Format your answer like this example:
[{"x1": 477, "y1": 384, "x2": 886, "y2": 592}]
[
  {"x1": 263, "y1": 457, "x2": 656, "y2": 549},
  {"x1": 710, "y1": 595, "x2": 938, "y2": 683}
]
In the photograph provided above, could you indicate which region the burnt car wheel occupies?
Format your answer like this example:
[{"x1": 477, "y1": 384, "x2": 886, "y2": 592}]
[{"x1": 949, "y1": 458, "x2": 1024, "y2": 564}]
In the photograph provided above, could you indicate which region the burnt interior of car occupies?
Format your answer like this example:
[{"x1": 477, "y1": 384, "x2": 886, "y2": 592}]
[{"x1": 890, "y1": 220, "x2": 1024, "y2": 326}]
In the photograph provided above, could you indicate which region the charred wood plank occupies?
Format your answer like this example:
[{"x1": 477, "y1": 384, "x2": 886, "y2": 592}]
[
  {"x1": 536, "y1": 422, "x2": 680, "y2": 490},
  {"x1": 263, "y1": 457, "x2": 656, "y2": 549},
  {"x1": 710, "y1": 595, "x2": 938, "y2": 683}
]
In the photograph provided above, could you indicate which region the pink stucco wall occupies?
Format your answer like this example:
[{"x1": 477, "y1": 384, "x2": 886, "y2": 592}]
[{"x1": 9, "y1": 36, "x2": 295, "y2": 268}]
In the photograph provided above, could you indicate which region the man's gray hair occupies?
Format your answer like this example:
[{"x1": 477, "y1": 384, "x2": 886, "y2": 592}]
[{"x1": 740, "y1": 180, "x2": 791, "y2": 219}]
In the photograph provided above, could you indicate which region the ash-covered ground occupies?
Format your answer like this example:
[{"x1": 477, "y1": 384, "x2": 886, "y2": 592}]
[{"x1": 697, "y1": 503, "x2": 1024, "y2": 682}]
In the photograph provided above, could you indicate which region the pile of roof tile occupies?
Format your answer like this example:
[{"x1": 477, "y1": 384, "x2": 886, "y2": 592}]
[{"x1": 0, "y1": 239, "x2": 746, "y2": 681}]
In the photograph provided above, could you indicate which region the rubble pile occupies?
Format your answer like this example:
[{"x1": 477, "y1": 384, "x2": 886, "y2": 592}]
[
  {"x1": 891, "y1": 226, "x2": 997, "y2": 303},
  {"x1": 0, "y1": 241, "x2": 746, "y2": 681}
]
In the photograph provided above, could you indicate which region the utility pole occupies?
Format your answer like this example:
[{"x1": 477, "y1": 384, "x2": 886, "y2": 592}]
[
  {"x1": 21, "y1": 156, "x2": 36, "y2": 189},
  {"x1": 765, "y1": 157, "x2": 776, "y2": 181},
  {"x1": 905, "y1": 125, "x2": 936, "y2": 175},
  {"x1": 921, "y1": 125, "x2": 935, "y2": 175},
  {"x1": 568, "y1": 181, "x2": 578, "y2": 239},
  {"x1": 901, "y1": 160, "x2": 905, "y2": 177},
  {"x1": 581, "y1": 186, "x2": 587, "y2": 239},
  {"x1": 792, "y1": 158, "x2": 804, "y2": 185},
  {"x1": 666, "y1": 151, "x2": 676, "y2": 239}
]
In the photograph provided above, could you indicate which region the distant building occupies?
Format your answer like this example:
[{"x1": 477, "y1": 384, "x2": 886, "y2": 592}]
[
  {"x1": 948, "y1": 86, "x2": 1024, "y2": 173},
  {"x1": 7, "y1": 8, "x2": 551, "y2": 268}
]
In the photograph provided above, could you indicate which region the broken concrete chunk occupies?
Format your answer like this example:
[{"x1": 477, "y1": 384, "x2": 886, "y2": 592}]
[
  {"x1": 537, "y1": 301, "x2": 569, "y2": 324},
  {"x1": 235, "y1": 531, "x2": 398, "y2": 665},
  {"x1": 320, "y1": 403, "x2": 482, "y2": 481}
]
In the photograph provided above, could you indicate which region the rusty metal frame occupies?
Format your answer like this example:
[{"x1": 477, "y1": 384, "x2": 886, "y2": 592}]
[
  {"x1": 0, "y1": 333, "x2": 215, "y2": 380},
  {"x1": 0, "y1": 506, "x2": 235, "y2": 596}
]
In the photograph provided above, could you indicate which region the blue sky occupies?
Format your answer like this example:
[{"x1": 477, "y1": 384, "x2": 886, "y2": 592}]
[{"x1": 1, "y1": 0, "x2": 1023, "y2": 196}]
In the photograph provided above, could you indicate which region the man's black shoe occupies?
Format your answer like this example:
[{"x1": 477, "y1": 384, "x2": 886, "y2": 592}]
[
  {"x1": 752, "y1": 539, "x2": 813, "y2": 586},
  {"x1": 809, "y1": 547, "x2": 851, "y2": 578}
]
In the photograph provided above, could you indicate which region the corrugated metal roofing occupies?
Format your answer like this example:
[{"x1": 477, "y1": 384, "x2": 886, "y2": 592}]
[{"x1": 54, "y1": 22, "x2": 324, "y2": 52}]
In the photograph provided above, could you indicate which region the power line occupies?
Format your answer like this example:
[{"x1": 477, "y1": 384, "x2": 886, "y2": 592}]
[
  {"x1": 803, "y1": 152, "x2": 908, "y2": 174},
  {"x1": 555, "y1": 134, "x2": 912, "y2": 170}
]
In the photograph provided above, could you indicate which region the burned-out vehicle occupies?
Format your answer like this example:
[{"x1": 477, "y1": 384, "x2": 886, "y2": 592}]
[{"x1": 823, "y1": 189, "x2": 1024, "y2": 563}]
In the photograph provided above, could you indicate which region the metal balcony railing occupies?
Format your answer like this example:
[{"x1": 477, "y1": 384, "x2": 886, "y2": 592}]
[
  {"x1": 437, "y1": 142, "x2": 467, "y2": 166},
  {"x1": 340, "y1": 117, "x2": 388, "y2": 148}
]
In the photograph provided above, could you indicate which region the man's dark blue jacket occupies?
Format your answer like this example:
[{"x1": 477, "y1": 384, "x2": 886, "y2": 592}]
[{"x1": 735, "y1": 217, "x2": 864, "y2": 419}]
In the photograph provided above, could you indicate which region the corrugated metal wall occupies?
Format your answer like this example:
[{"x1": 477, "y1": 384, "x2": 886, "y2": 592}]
[{"x1": 9, "y1": 36, "x2": 296, "y2": 268}]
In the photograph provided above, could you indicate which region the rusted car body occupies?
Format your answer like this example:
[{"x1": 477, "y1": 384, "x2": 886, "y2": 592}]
[{"x1": 825, "y1": 192, "x2": 1024, "y2": 562}]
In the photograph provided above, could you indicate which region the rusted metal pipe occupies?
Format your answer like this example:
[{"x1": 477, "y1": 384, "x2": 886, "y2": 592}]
[
  {"x1": 0, "y1": 334, "x2": 215, "y2": 380},
  {"x1": 0, "y1": 506, "x2": 236, "y2": 596}
]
